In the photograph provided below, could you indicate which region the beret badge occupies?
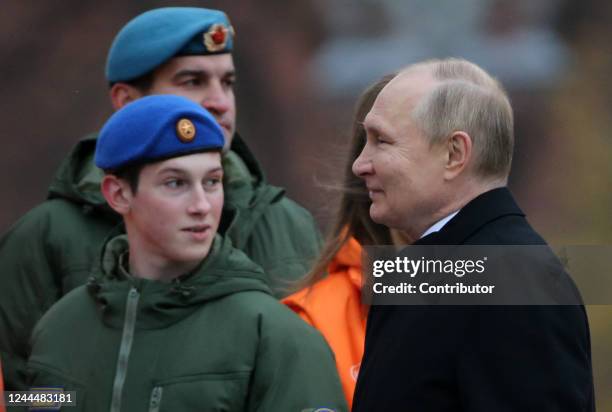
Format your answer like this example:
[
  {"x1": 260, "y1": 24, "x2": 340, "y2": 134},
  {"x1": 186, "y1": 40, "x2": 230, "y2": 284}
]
[
  {"x1": 176, "y1": 118, "x2": 196, "y2": 142},
  {"x1": 203, "y1": 23, "x2": 232, "y2": 52}
]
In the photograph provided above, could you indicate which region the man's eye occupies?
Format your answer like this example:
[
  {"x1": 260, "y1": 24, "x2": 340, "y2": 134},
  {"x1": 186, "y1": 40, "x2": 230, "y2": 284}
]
[
  {"x1": 182, "y1": 78, "x2": 200, "y2": 87},
  {"x1": 203, "y1": 178, "x2": 221, "y2": 189},
  {"x1": 375, "y1": 135, "x2": 387, "y2": 144},
  {"x1": 222, "y1": 78, "x2": 235, "y2": 89},
  {"x1": 165, "y1": 179, "x2": 184, "y2": 188}
]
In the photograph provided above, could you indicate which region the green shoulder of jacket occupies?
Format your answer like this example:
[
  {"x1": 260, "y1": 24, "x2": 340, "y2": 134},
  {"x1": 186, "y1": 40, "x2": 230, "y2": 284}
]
[{"x1": 222, "y1": 135, "x2": 322, "y2": 297}]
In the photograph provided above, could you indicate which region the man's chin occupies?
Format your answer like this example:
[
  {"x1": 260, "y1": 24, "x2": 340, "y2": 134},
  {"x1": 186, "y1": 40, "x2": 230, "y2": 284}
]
[
  {"x1": 176, "y1": 243, "x2": 213, "y2": 263},
  {"x1": 369, "y1": 205, "x2": 389, "y2": 227}
]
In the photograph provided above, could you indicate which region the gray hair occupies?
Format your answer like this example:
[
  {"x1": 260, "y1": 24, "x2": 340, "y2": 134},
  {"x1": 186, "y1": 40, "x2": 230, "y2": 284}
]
[{"x1": 408, "y1": 58, "x2": 514, "y2": 179}]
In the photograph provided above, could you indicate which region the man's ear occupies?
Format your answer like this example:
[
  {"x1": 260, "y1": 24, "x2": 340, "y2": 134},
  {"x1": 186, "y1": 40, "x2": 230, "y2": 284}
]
[
  {"x1": 109, "y1": 83, "x2": 144, "y2": 110},
  {"x1": 101, "y1": 175, "x2": 133, "y2": 215},
  {"x1": 443, "y1": 131, "x2": 472, "y2": 180}
]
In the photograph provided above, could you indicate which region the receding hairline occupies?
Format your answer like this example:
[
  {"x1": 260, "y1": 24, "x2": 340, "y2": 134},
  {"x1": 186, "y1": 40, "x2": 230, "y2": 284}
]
[
  {"x1": 392, "y1": 58, "x2": 504, "y2": 96},
  {"x1": 387, "y1": 59, "x2": 508, "y2": 123},
  {"x1": 367, "y1": 65, "x2": 440, "y2": 127}
]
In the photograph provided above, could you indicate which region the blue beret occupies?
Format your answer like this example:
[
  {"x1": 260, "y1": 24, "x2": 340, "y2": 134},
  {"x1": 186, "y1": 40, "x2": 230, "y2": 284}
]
[
  {"x1": 106, "y1": 7, "x2": 235, "y2": 83},
  {"x1": 95, "y1": 95, "x2": 225, "y2": 170}
]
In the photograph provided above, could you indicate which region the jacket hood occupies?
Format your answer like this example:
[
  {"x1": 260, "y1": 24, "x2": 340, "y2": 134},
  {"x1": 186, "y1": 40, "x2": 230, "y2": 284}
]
[
  {"x1": 329, "y1": 237, "x2": 363, "y2": 290},
  {"x1": 228, "y1": 133, "x2": 265, "y2": 182},
  {"x1": 47, "y1": 133, "x2": 110, "y2": 209},
  {"x1": 218, "y1": 134, "x2": 286, "y2": 248},
  {"x1": 87, "y1": 233, "x2": 271, "y2": 329},
  {"x1": 222, "y1": 133, "x2": 283, "y2": 205}
]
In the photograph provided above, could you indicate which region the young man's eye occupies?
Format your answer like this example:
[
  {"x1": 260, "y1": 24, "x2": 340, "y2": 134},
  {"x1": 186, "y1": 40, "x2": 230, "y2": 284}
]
[
  {"x1": 222, "y1": 77, "x2": 235, "y2": 89},
  {"x1": 203, "y1": 178, "x2": 222, "y2": 189},
  {"x1": 165, "y1": 179, "x2": 185, "y2": 188}
]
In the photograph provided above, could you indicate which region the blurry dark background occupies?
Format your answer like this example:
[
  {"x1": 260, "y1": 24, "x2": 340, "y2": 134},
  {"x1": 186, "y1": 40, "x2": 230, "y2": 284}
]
[{"x1": 1, "y1": 0, "x2": 611, "y2": 407}]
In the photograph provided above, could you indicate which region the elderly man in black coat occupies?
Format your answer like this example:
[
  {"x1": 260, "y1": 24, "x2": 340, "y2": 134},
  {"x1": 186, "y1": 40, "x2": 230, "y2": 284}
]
[{"x1": 351, "y1": 58, "x2": 595, "y2": 411}]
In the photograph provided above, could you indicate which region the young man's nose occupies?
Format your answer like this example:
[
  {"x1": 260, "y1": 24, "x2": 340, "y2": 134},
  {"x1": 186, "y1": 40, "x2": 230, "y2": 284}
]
[{"x1": 187, "y1": 187, "x2": 212, "y2": 215}]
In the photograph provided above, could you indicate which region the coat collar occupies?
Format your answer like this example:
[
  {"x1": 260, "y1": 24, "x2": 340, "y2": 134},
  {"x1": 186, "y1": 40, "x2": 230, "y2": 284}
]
[{"x1": 415, "y1": 187, "x2": 524, "y2": 245}]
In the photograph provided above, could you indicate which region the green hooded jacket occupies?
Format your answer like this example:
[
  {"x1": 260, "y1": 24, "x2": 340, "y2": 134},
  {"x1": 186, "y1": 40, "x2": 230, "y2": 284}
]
[
  {"x1": 0, "y1": 134, "x2": 322, "y2": 389},
  {"x1": 27, "y1": 234, "x2": 347, "y2": 412}
]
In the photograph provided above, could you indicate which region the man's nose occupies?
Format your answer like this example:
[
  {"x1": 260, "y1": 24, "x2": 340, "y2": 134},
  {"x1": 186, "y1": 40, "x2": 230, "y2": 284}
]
[
  {"x1": 187, "y1": 187, "x2": 212, "y2": 215},
  {"x1": 202, "y1": 81, "x2": 230, "y2": 116},
  {"x1": 352, "y1": 147, "x2": 373, "y2": 178}
]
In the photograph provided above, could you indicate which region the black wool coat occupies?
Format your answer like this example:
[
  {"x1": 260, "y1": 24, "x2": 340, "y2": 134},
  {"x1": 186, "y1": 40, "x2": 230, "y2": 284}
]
[{"x1": 352, "y1": 187, "x2": 595, "y2": 412}]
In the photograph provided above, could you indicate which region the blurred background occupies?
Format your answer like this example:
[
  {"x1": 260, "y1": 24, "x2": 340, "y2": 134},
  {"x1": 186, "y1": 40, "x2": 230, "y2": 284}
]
[{"x1": 1, "y1": 0, "x2": 611, "y2": 407}]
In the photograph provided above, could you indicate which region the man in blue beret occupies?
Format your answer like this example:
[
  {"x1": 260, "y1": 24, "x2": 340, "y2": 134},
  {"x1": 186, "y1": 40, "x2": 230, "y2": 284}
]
[
  {"x1": 0, "y1": 7, "x2": 322, "y2": 390},
  {"x1": 27, "y1": 95, "x2": 347, "y2": 411}
]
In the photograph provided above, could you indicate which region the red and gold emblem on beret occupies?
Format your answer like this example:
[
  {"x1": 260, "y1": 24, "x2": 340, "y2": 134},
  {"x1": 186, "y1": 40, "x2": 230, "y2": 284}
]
[
  {"x1": 203, "y1": 24, "x2": 232, "y2": 52},
  {"x1": 176, "y1": 118, "x2": 196, "y2": 142}
]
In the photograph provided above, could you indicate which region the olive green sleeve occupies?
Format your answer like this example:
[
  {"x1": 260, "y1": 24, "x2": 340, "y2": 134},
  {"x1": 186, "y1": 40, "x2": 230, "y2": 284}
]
[
  {"x1": 0, "y1": 207, "x2": 62, "y2": 390},
  {"x1": 247, "y1": 306, "x2": 348, "y2": 412},
  {"x1": 1, "y1": 195, "x2": 118, "y2": 390}
]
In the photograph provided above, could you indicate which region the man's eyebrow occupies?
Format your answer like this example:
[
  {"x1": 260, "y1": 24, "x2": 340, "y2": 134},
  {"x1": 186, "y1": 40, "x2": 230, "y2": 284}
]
[
  {"x1": 205, "y1": 166, "x2": 223, "y2": 174},
  {"x1": 363, "y1": 119, "x2": 381, "y2": 134},
  {"x1": 172, "y1": 69, "x2": 236, "y2": 81},
  {"x1": 157, "y1": 167, "x2": 188, "y2": 175},
  {"x1": 172, "y1": 69, "x2": 207, "y2": 81}
]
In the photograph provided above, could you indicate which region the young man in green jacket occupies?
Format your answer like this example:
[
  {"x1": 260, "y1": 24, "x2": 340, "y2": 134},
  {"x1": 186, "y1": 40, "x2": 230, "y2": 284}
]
[
  {"x1": 27, "y1": 94, "x2": 347, "y2": 412},
  {"x1": 0, "y1": 7, "x2": 321, "y2": 390}
]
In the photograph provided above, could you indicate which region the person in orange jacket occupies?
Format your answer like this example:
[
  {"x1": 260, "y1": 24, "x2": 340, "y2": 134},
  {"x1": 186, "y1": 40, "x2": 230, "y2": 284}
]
[{"x1": 284, "y1": 73, "x2": 413, "y2": 407}]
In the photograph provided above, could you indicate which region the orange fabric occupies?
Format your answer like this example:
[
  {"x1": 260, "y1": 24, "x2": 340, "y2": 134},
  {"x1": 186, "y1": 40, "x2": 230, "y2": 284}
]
[{"x1": 283, "y1": 237, "x2": 366, "y2": 408}]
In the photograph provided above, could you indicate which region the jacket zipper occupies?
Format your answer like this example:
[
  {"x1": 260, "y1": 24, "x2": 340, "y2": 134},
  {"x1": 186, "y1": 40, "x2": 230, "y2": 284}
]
[
  {"x1": 110, "y1": 287, "x2": 140, "y2": 412},
  {"x1": 148, "y1": 386, "x2": 163, "y2": 412}
]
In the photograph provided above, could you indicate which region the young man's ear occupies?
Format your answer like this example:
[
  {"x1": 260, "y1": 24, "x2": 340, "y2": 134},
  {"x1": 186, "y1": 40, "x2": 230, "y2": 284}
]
[
  {"x1": 101, "y1": 175, "x2": 133, "y2": 215},
  {"x1": 109, "y1": 83, "x2": 145, "y2": 110},
  {"x1": 443, "y1": 131, "x2": 472, "y2": 181}
]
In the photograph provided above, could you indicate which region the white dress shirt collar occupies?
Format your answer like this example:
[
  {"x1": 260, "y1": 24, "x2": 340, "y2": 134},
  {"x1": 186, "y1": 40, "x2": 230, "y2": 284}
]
[{"x1": 420, "y1": 210, "x2": 460, "y2": 239}]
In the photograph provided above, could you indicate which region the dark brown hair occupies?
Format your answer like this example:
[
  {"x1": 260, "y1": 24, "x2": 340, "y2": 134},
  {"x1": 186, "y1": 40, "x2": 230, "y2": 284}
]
[
  {"x1": 297, "y1": 73, "x2": 396, "y2": 291},
  {"x1": 109, "y1": 70, "x2": 155, "y2": 92}
]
